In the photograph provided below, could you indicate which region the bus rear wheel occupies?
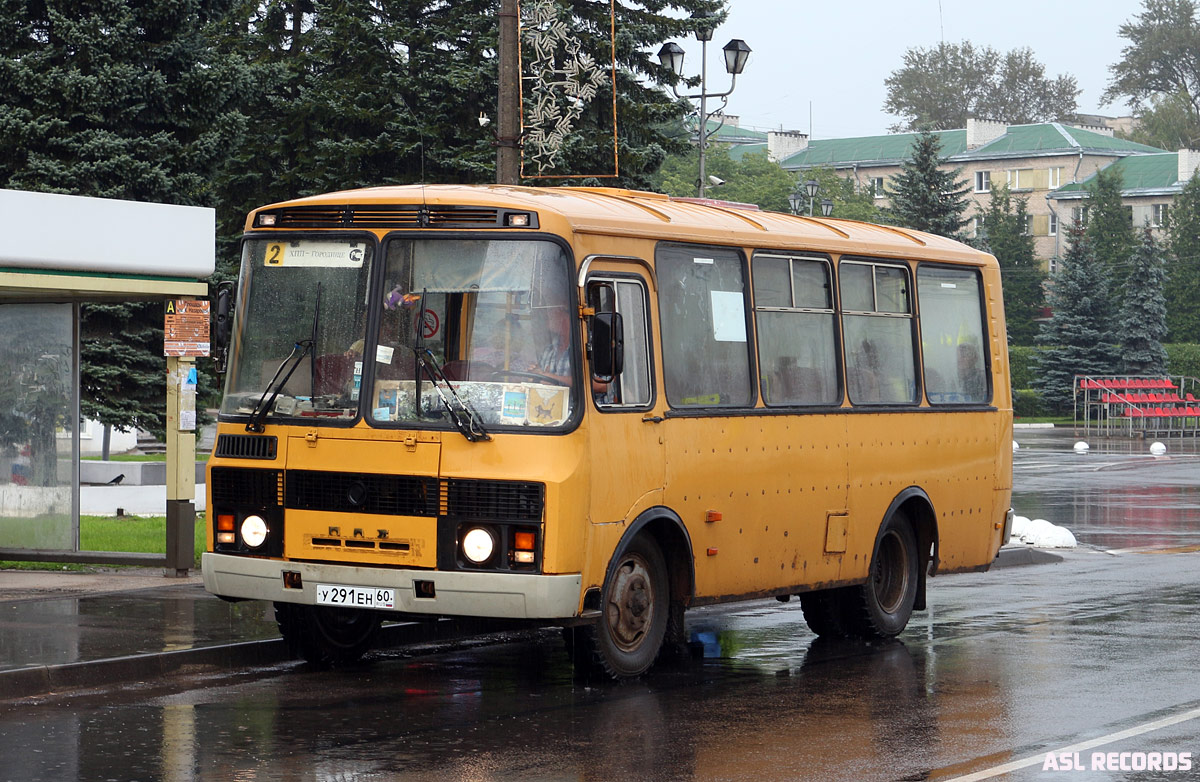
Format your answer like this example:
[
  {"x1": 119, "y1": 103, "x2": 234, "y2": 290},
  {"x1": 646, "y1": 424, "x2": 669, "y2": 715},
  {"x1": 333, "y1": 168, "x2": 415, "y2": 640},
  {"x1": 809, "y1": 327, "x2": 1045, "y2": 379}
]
[
  {"x1": 846, "y1": 512, "x2": 919, "y2": 638},
  {"x1": 275, "y1": 602, "x2": 381, "y2": 667},
  {"x1": 576, "y1": 534, "x2": 669, "y2": 679}
]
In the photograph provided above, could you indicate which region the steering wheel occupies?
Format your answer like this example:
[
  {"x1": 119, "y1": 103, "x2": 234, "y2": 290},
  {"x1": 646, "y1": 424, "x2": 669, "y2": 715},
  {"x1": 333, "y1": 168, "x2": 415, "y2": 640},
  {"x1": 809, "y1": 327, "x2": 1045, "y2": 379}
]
[{"x1": 489, "y1": 370, "x2": 563, "y2": 385}]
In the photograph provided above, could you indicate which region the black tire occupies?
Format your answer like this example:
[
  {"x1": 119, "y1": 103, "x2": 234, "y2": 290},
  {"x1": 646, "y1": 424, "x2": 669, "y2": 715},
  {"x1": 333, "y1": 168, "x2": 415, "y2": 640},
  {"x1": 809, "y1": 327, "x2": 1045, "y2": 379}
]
[
  {"x1": 799, "y1": 587, "x2": 853, "y2": 638},
  {"x1": 844, "y1": 512, "x2": 919, "y2": 638},
  {"x1": 574, "y1": 535, "x2": 669, "y2": 679},
  {"x1": 275, "y1": 602, "x2": 381, "y2": 667}
]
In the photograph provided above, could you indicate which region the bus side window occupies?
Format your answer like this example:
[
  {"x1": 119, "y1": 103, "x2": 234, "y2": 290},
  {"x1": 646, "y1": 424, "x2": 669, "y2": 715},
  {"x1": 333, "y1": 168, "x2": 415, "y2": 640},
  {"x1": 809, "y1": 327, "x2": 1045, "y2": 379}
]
[
  {"x1": 917, "y1": 266, "x2": 989, "y2": 404},
  {"x1": 841, "y1": 260, "x2": 918, "y2": 405},
  {"x1": 588, "y1": 278, "x2": 652, "y2": 409}
]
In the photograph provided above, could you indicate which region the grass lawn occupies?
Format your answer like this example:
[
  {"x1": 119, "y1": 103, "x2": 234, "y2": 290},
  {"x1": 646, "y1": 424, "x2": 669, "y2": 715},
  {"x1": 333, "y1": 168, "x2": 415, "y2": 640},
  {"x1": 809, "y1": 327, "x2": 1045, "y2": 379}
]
[{"x1": 0, "y1": 514, "x2": 206, "y2": 571}]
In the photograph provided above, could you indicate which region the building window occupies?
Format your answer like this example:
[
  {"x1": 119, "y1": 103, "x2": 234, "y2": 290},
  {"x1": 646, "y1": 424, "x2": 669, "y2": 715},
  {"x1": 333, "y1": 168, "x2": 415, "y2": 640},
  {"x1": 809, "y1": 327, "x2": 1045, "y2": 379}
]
[
  {"x1": 974, "y1": 171, "x2": 991, "y2": 193},
  {"x1": 1072, "y1": 206, "x2": 1089, "y2": 228},
  {"x1": 1021, "y1": 214, "x2": 1033, "y2": 236},
  {"x1": 1049, "y1": 167, "x2": 1062, "y2": 189},
  {"x1": 1153, "y1": 203, "x2": 1169, "y2": 227},
  {"x1": 1125, "y1": 205, "x2": 1134, "y2": 225},
  {"x1": 872, "y1": 177, "x2": 885, "y2": 199},
  {"x1": 1049, "y1": 211, "x2": 1059, "y2": 236},
  {"x1": 1048, "y1": 257, "x2": 1059, "y2": 275},
  {"x1": 973, "y1": 214, "x2": 986, "y2": 239}
]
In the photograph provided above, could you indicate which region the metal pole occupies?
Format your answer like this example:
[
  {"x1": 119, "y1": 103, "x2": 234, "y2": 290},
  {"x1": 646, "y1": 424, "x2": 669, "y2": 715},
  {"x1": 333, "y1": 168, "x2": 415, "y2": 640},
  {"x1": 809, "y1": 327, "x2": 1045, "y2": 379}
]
[
  {"x1": 697, "y1": 39, "x2": 708, "y2": 198},
  {"x1": 165, "y1": 355, "x2": 196, "y2": 577},
  {"x1": 496, "y1": 0, "x2": 521, "y2": 185}
]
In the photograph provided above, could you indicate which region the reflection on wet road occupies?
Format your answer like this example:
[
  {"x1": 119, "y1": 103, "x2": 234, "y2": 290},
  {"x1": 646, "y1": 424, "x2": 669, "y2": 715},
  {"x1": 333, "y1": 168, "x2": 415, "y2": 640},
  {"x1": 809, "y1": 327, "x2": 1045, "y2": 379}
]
[{"x1": 3, "y1": 427, "x2": 1200, "y2": 782}]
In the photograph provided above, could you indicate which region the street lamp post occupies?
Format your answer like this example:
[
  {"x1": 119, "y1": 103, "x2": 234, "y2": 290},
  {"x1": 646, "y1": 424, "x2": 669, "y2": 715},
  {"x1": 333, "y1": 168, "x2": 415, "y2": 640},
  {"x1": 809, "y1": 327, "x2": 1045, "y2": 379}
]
[
  {"x1": 789, "y1": 179, "x2": 833, "y2": 217},
  {"x1": 658, "y1": 18, "x2": 751, "y2": 199}
]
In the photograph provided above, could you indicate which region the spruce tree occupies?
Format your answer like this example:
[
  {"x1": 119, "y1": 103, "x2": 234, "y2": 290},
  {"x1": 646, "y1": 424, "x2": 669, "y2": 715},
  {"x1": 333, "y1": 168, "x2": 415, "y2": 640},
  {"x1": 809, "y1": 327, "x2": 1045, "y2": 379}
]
[
  {"x1": 0, "y1": 0, "x2": 252, "y2": 440},
  {"x1": 979, "y1": 185, "x2": 1045, "y2": 346},
  {"x1": 1166, "y1": 172, "x2": 1200, "y2": 341},
  {"x1": 1034, "y1": 224, "x2": 1120, "y2": 413},
  {"x1": 885, "y1": 130, "x2": 971, "y2": 240},
  {"x1": 1084, "y1": 166, "x2": 1135, "y2": 299},
  {"x1": 1119, "y1": 227, "x2": 1169, "y2": 375}
]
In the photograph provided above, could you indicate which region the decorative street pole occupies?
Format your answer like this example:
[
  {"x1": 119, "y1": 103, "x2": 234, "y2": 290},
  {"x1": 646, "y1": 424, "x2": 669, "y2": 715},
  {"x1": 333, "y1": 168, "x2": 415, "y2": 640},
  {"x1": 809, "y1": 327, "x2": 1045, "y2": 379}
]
[
  {"x1": 789, "y1": 179, "x2": 834, "y2": 216},
  {"x1": 658, "y1": 16, "x2": 750, "y2": 199}
]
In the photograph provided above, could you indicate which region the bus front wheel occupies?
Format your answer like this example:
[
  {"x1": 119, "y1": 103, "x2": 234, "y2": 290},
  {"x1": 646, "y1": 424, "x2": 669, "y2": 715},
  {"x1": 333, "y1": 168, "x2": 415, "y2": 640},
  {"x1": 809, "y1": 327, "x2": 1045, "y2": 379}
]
[
  {"x1": 275, "y1": 602, "x2": 381, "y2": 667},
  {"x1": 579, "y1": 534, "x2": 669, "y2": 678},
  {"x1": 847, "y1": 512, "x2": 919, "y2": 638}
]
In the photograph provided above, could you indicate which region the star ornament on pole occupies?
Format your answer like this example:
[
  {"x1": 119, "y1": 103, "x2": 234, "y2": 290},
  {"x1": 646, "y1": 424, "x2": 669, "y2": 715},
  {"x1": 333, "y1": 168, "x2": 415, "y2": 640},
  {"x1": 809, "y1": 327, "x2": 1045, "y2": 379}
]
[{"x1": 519, "y1": 0, "x2": 617, "y2": 178}]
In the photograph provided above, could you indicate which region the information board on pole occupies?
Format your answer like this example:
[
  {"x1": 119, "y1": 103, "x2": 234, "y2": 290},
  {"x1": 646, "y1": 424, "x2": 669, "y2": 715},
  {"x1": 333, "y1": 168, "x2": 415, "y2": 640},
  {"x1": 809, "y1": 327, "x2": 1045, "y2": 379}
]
[{"x1": 164, "y1": 299, "x2": 211, "y2": 357}]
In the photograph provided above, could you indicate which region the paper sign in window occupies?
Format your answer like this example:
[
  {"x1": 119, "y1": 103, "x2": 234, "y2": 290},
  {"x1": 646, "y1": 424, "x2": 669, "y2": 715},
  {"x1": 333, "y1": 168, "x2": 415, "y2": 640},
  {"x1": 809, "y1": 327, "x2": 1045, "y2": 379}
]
[{"x1": 710, "y1": 291, "x2": 747, "y2": 342}]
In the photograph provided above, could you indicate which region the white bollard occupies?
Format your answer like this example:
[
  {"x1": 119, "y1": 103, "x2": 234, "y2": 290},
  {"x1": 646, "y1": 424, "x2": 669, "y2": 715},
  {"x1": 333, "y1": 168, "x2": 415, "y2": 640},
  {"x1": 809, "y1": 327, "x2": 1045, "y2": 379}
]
[
  {"x1": 1073, "y1": 441, "x2": 1090, "y2": 454},
  {"x1": 1150, "y1": 441, "x2": 1167, "y2": 456}
]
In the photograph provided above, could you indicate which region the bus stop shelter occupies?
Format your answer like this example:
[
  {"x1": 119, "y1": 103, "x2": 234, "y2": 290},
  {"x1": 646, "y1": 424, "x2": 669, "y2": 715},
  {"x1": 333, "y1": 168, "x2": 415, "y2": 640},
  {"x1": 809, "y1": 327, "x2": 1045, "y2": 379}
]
[{"x1": 0, "y1": 189, "x2": 213, "y2": 574}]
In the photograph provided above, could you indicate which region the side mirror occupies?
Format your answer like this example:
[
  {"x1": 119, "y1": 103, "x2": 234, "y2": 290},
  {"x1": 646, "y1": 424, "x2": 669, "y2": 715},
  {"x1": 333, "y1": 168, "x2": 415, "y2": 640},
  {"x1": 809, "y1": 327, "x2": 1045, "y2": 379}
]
[
  {"x1": 590, "y1": 311, "x2": 624, "y2": 382},
  {"x1": 214, "y1": 281, "x2": 235, "y2": 374}
]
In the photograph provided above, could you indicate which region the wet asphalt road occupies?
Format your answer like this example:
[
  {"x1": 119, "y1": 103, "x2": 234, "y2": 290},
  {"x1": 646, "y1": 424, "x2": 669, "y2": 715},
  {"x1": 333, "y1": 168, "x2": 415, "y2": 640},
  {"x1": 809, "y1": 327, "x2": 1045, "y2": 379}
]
[{"x1": 4, "y1": 429, "x2": 1200, "y2": 782}]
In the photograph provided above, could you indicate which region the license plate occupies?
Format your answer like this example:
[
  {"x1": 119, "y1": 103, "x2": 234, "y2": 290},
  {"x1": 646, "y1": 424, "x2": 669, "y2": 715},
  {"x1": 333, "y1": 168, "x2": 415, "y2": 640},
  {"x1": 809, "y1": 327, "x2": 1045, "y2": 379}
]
[{"x1": 315, "y1": 584, "x2": 395, "y2": 610}]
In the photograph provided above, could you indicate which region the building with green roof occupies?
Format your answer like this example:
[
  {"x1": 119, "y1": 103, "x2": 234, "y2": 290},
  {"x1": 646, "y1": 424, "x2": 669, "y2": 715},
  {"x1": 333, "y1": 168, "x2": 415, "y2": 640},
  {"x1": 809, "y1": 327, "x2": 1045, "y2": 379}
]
[{"x1": 776, "y1": 118, "x2": 1174, "y2": 268}]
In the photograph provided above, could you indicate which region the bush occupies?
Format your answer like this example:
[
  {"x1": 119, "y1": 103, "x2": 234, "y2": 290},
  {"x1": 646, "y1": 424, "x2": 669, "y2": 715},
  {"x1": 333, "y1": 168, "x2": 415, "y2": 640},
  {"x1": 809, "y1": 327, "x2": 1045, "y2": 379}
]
[
  {"x1": 1166, "y1": 344, "x2": 1200, "y2": 380},
  {"x1": 1008, "y1": 345, "x2": 1038, "y2": 389},
  {"x1": 1013, "y1": 388, "x2": 1045, "y2": 418}
]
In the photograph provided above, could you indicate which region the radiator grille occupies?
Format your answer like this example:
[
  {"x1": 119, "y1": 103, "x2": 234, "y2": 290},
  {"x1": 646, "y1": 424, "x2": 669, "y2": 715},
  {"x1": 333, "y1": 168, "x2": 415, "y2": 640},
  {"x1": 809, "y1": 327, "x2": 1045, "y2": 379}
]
[
  {"x1": 214, "y1": 434, "x2": 277, "y2": 460},
  {"x1": 445, "y1": 479, "x2": 544, "y2": 522},
  {"x1": 285, "y1": 470, "x2": 440, "y2": 516},
  {"x1": 210, "y1": 468, "x2": 283, "y2": 508}
]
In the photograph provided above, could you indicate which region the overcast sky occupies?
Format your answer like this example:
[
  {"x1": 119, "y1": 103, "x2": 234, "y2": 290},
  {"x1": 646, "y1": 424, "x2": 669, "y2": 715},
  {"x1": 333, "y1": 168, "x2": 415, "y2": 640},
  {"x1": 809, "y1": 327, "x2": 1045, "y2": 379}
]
[{"x1": 667, "y1": 0, "x2": 1145, "y2": 139}]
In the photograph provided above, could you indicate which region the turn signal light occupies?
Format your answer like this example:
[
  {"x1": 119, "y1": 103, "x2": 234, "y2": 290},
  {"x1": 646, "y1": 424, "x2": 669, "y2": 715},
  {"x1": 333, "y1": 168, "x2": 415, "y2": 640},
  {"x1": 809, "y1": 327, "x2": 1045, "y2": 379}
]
[
  {"x1": 513, "y1": 531, "x2": 536, "y2": 551},
  {"x1": 217, "y1": 514, "x2": 235, "y2": 531}
]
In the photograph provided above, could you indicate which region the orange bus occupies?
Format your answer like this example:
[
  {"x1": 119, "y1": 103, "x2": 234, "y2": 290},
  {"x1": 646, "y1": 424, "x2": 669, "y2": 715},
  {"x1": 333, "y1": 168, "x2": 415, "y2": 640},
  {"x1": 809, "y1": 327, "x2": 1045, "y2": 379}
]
[{"x1": 203, "y1": 185, "x2": 1013, "y2": 677}]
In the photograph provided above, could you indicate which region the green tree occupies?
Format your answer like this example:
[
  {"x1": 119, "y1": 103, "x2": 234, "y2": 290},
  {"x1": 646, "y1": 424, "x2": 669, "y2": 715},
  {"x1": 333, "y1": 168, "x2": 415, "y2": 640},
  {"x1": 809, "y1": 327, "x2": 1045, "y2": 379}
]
[
  {"x1": 655, "y1": 146, "x2": 795, "y2": 211},
  {"x1": 1084, "y1": 167, "x2": 1135, "y2": 298},
  {"x1": 884, "y1": 41, "x2": 1078, "y2": 131},
  {"x1": 792, "y1": 167, "x2": 884, "y2": 223},
  {"x1": 1118, "y1": 227, "x2": 1169, "y2": 375},
  {"x1": 1034, "y1": 224, "x2": 1120, "y2": 413},
  {"x1": 0, "y1": 0, "x2": 252, "y2": 439},
  {"x1": 977, "y1": 186, "x2": 1045, "y2": 345},
  {"x1": 1104, "y1": 0, "x2": 1200, "y2": 149},
  {"x1": 885, "y1": 131, "x2": 971, "y2": 240},
  {"x1": 1166, "y1": 173, "x2": 1200, "y2": 341}
]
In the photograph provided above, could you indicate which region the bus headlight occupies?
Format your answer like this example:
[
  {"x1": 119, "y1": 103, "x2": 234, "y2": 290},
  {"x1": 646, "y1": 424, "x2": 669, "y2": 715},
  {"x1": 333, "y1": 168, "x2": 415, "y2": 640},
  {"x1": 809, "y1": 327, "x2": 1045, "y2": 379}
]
[
  {"x1": 240, "y1": 515, "x2": 269, "y2": 549},
  {"x1": 462, "y1": 527, "x2": 496, "y2": 564}
]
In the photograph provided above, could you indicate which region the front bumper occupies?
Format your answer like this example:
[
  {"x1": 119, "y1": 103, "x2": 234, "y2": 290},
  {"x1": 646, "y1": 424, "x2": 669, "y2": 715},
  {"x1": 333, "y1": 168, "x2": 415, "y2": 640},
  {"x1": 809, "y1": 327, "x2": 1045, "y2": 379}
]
[{"x1": 202, "y1": 552, "x2": 583, "y2": 620}]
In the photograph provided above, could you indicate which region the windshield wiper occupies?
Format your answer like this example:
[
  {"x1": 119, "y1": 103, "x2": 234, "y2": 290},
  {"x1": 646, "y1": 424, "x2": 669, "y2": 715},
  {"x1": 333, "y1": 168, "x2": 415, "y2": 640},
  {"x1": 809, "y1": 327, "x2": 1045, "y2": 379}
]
[
  {"x1": 411, "y1": 346, "x2": 491, "y2": 442},
  {"x1": 246, "y1": 340, "x2": 313, "y2": 433},
  {"x1": 247, "y1": 284, "x2": 323, "y2": 433}
]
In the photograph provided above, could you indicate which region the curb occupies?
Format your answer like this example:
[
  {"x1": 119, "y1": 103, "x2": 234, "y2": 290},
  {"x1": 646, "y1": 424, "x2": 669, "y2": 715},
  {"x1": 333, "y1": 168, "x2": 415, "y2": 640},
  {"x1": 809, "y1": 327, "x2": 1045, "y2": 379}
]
[{"x1": 0, "y1": 615, "x2": 531, "y2": 701}]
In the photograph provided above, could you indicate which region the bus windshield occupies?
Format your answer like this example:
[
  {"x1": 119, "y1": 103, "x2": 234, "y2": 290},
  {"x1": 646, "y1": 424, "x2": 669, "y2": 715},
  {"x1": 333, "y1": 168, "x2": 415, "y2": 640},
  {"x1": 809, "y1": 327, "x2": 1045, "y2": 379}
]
[
  {"x1": 221, "y1": 238, "x2": 373, "y2": 423},
  {"x1": 371, "y1": 238, "x2": 576, "y2": 431}
]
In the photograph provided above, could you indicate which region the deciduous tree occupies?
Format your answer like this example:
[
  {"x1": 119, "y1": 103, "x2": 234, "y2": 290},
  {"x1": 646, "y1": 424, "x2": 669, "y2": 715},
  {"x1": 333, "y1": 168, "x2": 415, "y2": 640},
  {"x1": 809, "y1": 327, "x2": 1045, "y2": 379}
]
[
  {"x1": 884, "y1": 41, "x2": 1078, "y2": 132},
  {"x1": 1104, "y1": 0, "x2": 1200, "y2": 149}
]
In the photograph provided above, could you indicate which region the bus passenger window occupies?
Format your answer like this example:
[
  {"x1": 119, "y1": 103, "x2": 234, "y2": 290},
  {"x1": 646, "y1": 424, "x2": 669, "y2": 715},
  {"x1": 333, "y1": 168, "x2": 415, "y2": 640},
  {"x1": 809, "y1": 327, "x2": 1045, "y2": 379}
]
[
  {"x1": 656, "y1": 244, "x2": 753, "y2": 408},
  {"x1": 752, "y1": 254, "x2": 839, "y2": 406},
  {"x1": 588, "y1": 278, "x2": 652, "y2": 408},
  {"x1": 841, "y1": 261, "x2": 917, "y2": 405},
  {"x1": 918, "y1": 266, "x2": 988, "y2": 404}
]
